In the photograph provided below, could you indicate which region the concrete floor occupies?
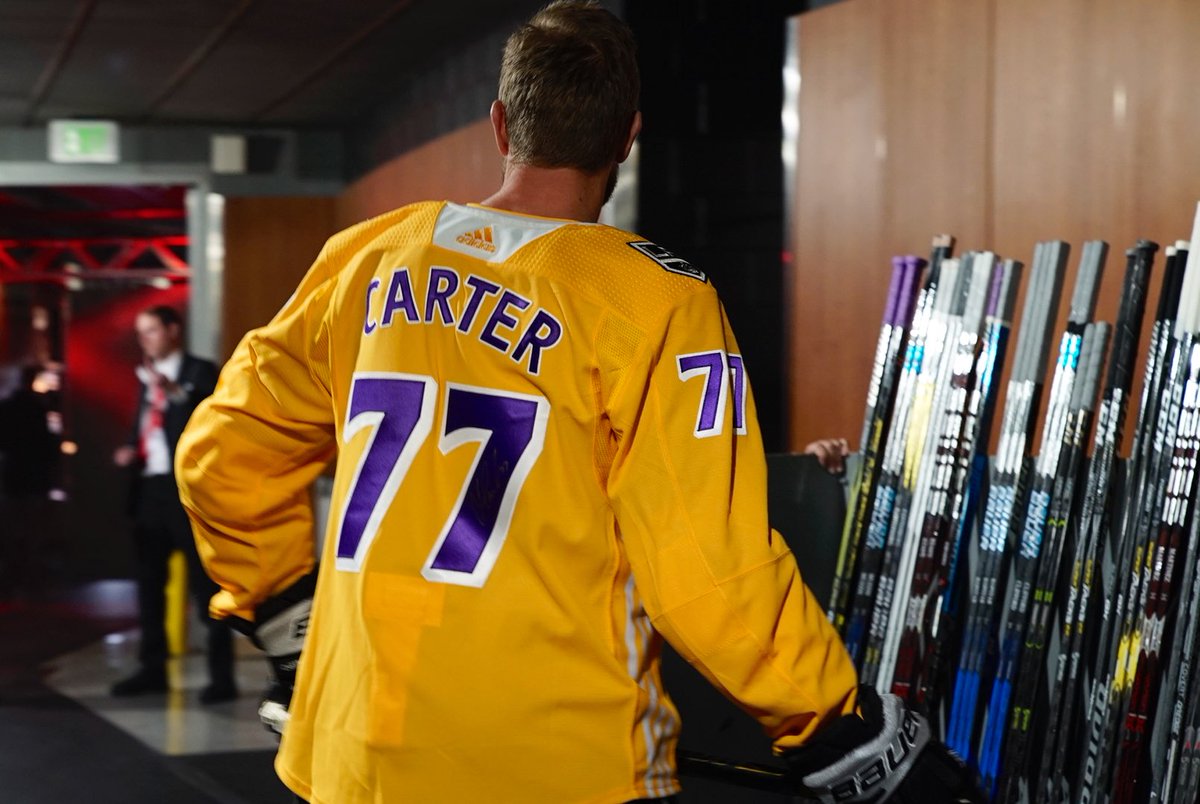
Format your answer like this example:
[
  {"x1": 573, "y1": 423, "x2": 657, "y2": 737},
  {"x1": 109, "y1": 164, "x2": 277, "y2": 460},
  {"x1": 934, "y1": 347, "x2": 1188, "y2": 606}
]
[
  {"x1": 0, "y1": 581, "x2": 292, "y2": 804},
  {"x1": 0, "y1": 579, "x2": 805, "y2": 803}
]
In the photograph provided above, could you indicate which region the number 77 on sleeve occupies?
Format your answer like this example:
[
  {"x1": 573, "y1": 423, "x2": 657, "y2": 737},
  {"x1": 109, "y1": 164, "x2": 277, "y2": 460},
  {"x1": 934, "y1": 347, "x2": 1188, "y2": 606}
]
[{"x1": 675, "y1": 350, "x2": 746, "y2": 439}]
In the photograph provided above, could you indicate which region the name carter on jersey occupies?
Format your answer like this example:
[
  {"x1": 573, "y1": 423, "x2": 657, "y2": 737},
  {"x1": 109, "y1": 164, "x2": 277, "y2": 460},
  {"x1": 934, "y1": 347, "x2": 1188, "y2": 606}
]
[{"x1": 363, "y1": 265, "x2": 563, "y2": 375}]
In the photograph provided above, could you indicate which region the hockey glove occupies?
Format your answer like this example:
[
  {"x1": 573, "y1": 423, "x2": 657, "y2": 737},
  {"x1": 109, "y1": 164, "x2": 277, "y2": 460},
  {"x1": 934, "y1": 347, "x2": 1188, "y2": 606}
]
[
  {"x1": 231, "y1": 570, "x2": 317, "y2": 736},
  {"x1": 784, "y1": 684, "x2": 985, "y2": 804}
]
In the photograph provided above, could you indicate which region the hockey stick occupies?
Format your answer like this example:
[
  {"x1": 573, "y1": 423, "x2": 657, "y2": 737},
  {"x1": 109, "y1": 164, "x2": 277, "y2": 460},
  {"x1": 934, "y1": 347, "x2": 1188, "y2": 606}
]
[
  {"x1": 863, "y1": 257, "x2": 968, "y2": 687},
  {"x1": 1110, "y1": 207, "x2": 1200, "y2": 802},
  {"x1": 1079, "y1": 240, "x2": 1189, "y2": 801},
  {"x1": 916, "y1": 258, "x2": 1022, "y2": 720},
  {"x1": 977, "y1": 241, "x2": 1105, "y2": 794},
  {"x1": 999, "y1": 320, "x2": 1109, "y2": 802},
  {"x1": 843, "y1": 244, "x2": 950, "y2": 666},
  {"x1": 945, "y1": 242, "x2": 1067, "y2": 764},
  {"x1": 830, "y1": 252, "x2": 927, "y2": 629},
  {"x1": 676, "y1": 750, "x2": 795, "y2": 795},
  {"x1": 890, "y1": 253, "x2": 1000, "y2": 704},
  {"x1": 1038, "y1": 240, "x2": 1157, "y2": 802}
]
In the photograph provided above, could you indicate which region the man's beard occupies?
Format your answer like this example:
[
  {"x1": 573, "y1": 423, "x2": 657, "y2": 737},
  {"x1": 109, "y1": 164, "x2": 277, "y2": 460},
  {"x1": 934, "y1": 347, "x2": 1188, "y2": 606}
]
[
  {"x1": 496, "y1": 159, "x2": 621, "y2": 210},
  {"x1": 602, "y1": 163, "x2": 620, "y2": 207}
]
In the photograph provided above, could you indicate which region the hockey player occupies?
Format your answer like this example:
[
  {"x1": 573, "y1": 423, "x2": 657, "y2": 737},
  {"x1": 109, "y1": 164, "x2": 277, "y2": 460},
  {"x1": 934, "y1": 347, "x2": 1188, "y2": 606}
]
[{"x1": 175, "y1": 2, "x2": 983, "y2": 802}]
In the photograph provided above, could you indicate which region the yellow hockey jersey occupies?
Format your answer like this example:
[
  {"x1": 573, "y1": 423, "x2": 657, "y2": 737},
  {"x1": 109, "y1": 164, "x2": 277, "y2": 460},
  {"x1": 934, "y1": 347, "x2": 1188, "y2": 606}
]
[{"x1": 176, "y1": 201, "x2": 858, "y2": 804}]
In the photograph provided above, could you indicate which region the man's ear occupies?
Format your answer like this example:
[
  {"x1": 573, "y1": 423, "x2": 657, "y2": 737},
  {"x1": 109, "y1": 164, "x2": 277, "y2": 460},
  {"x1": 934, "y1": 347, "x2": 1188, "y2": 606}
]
[
  {"x1": 490, "y1": 100, "x2": 511, "y2": 157},
  {"x1": 619, "y1": 111, "x2": 642, "y2": 163}
]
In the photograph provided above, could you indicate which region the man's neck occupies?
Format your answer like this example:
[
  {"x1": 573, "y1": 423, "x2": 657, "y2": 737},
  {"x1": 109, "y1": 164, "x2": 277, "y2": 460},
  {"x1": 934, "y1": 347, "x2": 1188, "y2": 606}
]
[
  {"x1": 480, "y1": 162, "x2": 611, "y2": 223},
  {"x1": 155, "y1": 349, "x2": 183, "y2": 368}
]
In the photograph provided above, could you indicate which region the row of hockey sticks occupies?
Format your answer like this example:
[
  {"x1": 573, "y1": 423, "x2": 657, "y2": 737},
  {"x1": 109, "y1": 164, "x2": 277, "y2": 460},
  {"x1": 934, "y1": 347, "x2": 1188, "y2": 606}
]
[
  {"x1": 1157, "y1": 503, "x2": 1200, "y2": 802},
  {"x1": 1141, "y1": 344, "x2": 1200, "y2": 802},
  {"x1": 841, "y1": 240, "x2": 950, "y2": 664},
  {"x1": 890, "y1": 256, "x2": 1022, "y2": 711},
  {"x1": 946, "y1": 241, "x2": 1069, "y2": 763},
  {"x1": 958, "y1": 231, "x2": 1200, "y2": 802},
  {"x1": 926, "y1": 259, "x2": 1025, "y2": 717},
  {"x1": 836, "y1": 239, "x2": 1050, "y2": 691},
  {"x1": 976, "y1": 241, "x2": 1108, "y2": 796},
  {"x1": 1149, "y1": 227, "x2": 1200, "y2": 804},
  {"x1": 830, "y1": 251, "x2": 928, "y2": 633},
  {"x1": 1036, "y1": 242, "x2": 1160, "y2": 802},
  {"x1": 831, "y1": 212, "x2": 1199, "y2": 801},
  {"x1": 1113, "y1": 332, "x2": 1200, "y2": 801},
  {"x1": 994, "y1": 241, "x2": 1140, "y2": 801},
  {"x1": 875, "y1": 251, "x2": 997, "y2": 692},
  {"x1": 859, "y1": 252, "x2": 967, "y2": 685},
  {"x1": 1072, "y1": 239, "x2": 1190, "y2": 803},
  {"x1": 996, "y1": 317, "x2": 1110, "y2": 803},
  {"x1": 1079, "y1": 210, "x2": 1200, "y2": 803},
  {"x1": 1108, "y1": 209, "x2": 1200, "y2": 802},
  {"x1": 956, "y1": 216, "x2": 1196, "y2": 800},
  {"x1": 897, "y1": 259, "x2": 1023, "y2": 710}
]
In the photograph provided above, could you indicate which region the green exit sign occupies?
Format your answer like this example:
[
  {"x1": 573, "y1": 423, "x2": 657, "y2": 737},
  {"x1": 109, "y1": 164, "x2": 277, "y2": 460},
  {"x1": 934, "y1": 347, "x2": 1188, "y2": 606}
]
[{"x1": 49, "y1": 120, "x2": 120, "y2": 163}]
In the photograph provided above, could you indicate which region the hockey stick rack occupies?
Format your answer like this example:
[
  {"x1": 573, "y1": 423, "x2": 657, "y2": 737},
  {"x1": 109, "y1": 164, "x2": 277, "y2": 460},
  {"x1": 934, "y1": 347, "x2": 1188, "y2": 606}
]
[{"x1": 825, "y1": 211, "x2": 1200, "y2": 802}]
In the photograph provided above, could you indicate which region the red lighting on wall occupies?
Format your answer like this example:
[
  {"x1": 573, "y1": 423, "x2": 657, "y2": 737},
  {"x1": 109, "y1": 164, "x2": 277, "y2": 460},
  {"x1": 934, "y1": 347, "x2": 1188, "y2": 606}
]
[
  {"x1": 67, "y1": 284, "x2": 190, "y2": 422},
  {"x1": 0, "y1": 235, "x2": 190, "y2": 277}
]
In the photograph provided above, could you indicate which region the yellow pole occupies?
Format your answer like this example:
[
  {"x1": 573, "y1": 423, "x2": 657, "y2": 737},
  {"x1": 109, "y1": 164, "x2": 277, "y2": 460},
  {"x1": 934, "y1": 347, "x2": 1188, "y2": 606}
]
[{"x1": 165, "y1": 550, "x2": 188, "y2": 656}]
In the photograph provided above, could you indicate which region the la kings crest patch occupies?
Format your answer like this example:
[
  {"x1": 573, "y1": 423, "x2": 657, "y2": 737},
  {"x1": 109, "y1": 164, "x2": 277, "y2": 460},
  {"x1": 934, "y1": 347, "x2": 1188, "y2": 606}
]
[{"x1": 627, "y1": 241, "x2": 707, "y2": 283}]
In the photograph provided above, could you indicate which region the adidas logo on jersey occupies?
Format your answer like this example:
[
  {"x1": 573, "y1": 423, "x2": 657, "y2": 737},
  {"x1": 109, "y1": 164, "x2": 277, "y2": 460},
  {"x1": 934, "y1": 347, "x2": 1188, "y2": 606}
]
[{"x1": 456, "y1": 226, "x2": 496, "y2": 253}]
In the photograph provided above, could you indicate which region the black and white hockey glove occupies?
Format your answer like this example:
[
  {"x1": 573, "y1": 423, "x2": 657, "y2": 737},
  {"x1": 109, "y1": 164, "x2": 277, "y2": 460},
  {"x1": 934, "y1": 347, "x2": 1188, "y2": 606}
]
[
  {"x1": 231, "y1": 570, "x2": 317, "y2": 736},
  {"x1": 784, "y1": 685, "x2": 985, "y2": 803}
]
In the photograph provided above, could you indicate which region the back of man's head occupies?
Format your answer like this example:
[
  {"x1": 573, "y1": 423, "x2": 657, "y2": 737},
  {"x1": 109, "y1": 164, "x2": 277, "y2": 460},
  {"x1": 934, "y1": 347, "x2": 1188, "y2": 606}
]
[
  {"x1": 499, "y1": 1, "x2": 639, "y2": 173},
  {"x1": 144, "y1": 304, "x2": 182, "y2": 329}
]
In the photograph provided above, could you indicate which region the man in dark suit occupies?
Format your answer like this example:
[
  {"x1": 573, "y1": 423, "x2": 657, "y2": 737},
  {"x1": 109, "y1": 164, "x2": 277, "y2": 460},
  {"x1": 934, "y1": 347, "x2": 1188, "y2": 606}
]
[
  {"x1": 110, "y1": 305, "x2": 236, "y2": 704},
  {"x1": 0, "y1": 363, "x2": 60, "y2": 598}
]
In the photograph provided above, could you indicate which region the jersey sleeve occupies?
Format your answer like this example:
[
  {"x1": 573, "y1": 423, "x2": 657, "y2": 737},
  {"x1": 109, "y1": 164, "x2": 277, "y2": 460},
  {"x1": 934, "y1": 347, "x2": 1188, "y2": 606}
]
[
  {"x1": 605, "y1": 285, "x2": 859, "y2": 750},
  {"x1": 175, "y1": 254, "x2": 338, "y2": 622}
]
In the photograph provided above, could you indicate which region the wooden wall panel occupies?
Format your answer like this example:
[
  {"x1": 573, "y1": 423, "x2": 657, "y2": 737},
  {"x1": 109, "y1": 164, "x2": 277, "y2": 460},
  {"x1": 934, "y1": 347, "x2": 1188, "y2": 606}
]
[
  {"x1": 222, "y1": 196, "x2": 336, "y2": 359},
  {"x1": 790, "y1": 0, "x2": 882, "y2": 452},
  {"x1": 790, "y1": 0, "x2": 990, "y2": 450},
  {"x1": 335, "y1": 117, "x2": 500, "y2": 229},
  {"x1": 990, "y1": 0, "x2": 1200, "y2": 453},
  {"x1": 790, "y1": 0, "x2": 1200, "y2": 454},
  {"x1": 991, "y1": 0, "x2": 1200, "y2": 250},
  {"x1": 1124, "y1": 1, "x2": 1200, "y2": 237}
]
